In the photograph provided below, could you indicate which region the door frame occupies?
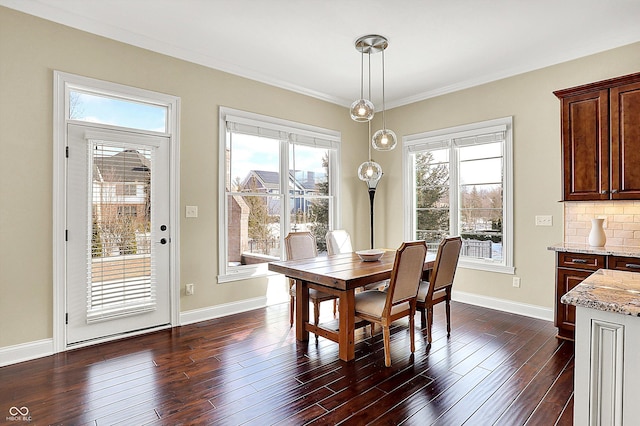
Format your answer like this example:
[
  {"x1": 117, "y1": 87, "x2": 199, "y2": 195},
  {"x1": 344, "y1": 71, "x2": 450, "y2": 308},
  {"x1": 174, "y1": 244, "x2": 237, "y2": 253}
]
[{"x1": 52, "y1": 71, "x2": 181, "y2": 352}]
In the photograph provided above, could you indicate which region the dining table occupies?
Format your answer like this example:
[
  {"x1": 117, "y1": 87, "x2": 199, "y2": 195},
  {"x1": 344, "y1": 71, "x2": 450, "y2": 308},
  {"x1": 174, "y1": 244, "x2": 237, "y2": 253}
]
[{"x1": 268, "y1": 249, "x2": 436, "y2": 362}]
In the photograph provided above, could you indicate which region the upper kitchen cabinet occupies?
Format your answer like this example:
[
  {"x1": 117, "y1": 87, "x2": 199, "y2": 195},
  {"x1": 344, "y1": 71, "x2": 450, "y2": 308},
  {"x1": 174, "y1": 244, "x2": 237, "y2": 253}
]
[{"x1": 555, "y1": 73, "x2": 640, "y2": 201}]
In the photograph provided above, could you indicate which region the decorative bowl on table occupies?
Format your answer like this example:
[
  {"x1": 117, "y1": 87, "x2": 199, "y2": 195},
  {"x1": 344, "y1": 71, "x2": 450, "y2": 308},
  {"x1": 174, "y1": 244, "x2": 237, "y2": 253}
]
[{"x1": 355, "y1": 249, "x2": 385, "y2": 262}]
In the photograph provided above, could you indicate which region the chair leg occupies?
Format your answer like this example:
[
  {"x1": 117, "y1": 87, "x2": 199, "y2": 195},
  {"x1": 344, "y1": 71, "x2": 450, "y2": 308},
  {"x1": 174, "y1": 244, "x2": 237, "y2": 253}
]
[
  {"x1": 313, "y1": 300, "x2": 320, "y2": 325},
  {"x1": 419, "y1": 306, "x2": 426, "y2": 329},
  {"x1": 382, "y1": 325, "x2": 392, "y2": 367},
  {"x1": 333, "y1": 300, "x2": 337, "y2": 317},
  {"x1": 409, "y1": 309, "x2": 415, "y2": 354},
  {"x1": 426, "y1": 306, "x2": 434, "y2": 344},
  {"x1": 289, "y1": 295, "x2": 294, "y2": 327},
  {"x1": 445, "y1": 299, "x2": 451, "y2": 336}
]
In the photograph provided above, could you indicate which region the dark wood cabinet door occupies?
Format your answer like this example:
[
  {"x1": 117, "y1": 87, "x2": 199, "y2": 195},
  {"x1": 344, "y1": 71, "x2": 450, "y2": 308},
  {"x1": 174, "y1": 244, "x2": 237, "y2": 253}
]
[
  {"x1": 560, "y1": 90, "x2": 609, "y2": 201},
  {"x1": 556, "y1": 267, "x2": 592, "y2": 340},
  {"x1": 610, "y1": 81, "x2": 640, "y2": 199}
]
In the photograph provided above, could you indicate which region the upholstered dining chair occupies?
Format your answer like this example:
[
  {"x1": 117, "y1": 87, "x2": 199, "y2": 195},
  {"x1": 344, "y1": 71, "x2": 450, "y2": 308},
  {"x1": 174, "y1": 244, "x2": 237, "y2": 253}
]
[
  {"x1": 284, "y1": 231, "x2": 337, "y2": 327},
  {"x1": 326, "y1": 229, "x2": 353, "y2": 256},
  {"x1": 354, "y1": 240, "x2": 427, "y2": 367},
  {"x1": 326, "y1": 229, "x2": 388, "y2": 291},
  {"x1": 416, "y1": 236, "x2": 462, "y2": 343}
]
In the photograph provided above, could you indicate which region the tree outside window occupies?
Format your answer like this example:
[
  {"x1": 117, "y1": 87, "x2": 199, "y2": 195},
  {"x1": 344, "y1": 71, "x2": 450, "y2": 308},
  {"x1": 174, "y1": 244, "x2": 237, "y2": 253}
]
[{"x1": 405, "y1": 118, "x2": 512, "y2": 272}]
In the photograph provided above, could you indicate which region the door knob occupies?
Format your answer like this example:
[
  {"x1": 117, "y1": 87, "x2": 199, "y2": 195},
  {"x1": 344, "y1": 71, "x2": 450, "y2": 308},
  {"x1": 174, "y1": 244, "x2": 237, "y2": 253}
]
[{"x1": 160, "y1": 238, "x2": 167, "y2": 245}]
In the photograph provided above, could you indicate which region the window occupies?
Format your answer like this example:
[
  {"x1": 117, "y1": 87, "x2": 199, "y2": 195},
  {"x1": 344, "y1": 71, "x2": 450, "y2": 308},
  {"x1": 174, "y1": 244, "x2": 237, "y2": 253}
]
[
  {"x1": 69, "y1": 90, "x2": 168, "y2": 133},
  {"x1": 218, "y1": 107, "x2": 341, "y2": 282},
  {"x1": 116, "y1": 183, "x2": 138, "y2": 196},
  {"x1": 403, "y1": 117, "x2": 514, "y2": 274},
  {"x1": 117, "y1": 205, "x2": 138, "y2": 217}
]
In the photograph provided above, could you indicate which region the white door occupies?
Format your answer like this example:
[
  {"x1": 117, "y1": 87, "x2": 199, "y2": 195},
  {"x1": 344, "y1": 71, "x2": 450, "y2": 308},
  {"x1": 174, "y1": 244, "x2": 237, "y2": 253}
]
[{"x1": 66, "y1": 124, "x2": 171, "y2": 345}]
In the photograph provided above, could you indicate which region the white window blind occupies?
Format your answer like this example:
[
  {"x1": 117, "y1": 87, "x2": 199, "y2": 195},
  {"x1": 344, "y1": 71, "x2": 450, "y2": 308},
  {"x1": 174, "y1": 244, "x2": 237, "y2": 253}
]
[{"x1": 87, "y1": 140, "x2": 156, "y2": 322}]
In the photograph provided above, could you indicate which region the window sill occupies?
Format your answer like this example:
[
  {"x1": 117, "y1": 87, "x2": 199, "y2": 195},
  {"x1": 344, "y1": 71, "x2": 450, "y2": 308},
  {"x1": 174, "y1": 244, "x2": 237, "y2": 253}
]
[
  {"x1": 217, "y1": 265, "x2": 279, "y2": 283},
  {"x1": 458, "y1": 259, "x2": 515, "y2": 275}
]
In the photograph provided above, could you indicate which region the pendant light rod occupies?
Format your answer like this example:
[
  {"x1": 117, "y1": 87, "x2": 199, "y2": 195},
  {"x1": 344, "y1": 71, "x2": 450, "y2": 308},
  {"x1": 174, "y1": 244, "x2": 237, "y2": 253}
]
[
  {"x1": 367, "y1": 49, "x2": 371, "y2": 111},
  {"x1": 359, "y1": 48, "x2": 364, "y2": 100},
  {"x1": 368, "y1": 120, "x2": 372, "y2": 161},
  {"x1": 381, "y1": 48, "x2": 386, "y2": 129}
]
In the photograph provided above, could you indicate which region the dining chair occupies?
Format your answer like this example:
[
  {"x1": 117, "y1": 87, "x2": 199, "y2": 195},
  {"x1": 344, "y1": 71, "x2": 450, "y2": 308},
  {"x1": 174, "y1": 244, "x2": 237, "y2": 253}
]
[
  {"x1": 284, "y1": 231, "x2": 338, "y2": 327},
  {"x1": 416, "y1": 236, "x2": 462, "y2": 343},
  {"x1": 326, "y1": 229, "x2": 388, "y2": 291},
  {"x1": 354, "y1": 240, "x2": 427, "y2": 367},
  {"x1": 326, "y1": 229, "x2": 353, "y2": 255}
]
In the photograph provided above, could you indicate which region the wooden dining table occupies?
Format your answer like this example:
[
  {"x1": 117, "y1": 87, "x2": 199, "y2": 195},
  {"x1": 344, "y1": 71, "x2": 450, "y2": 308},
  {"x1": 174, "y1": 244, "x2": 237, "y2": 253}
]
[{"x1": 268, "y1": 250, "x2": 436, "y2": 362}]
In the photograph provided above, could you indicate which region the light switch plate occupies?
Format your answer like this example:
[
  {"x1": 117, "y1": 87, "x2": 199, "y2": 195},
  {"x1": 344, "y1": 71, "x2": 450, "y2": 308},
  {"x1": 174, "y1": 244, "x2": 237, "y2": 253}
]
[
  {"x1": 185, "y1": 205, "x2": 198, "y2": 218},
  {"x1": 535, "y1": 215, "x2": 552, "y2": 226}
]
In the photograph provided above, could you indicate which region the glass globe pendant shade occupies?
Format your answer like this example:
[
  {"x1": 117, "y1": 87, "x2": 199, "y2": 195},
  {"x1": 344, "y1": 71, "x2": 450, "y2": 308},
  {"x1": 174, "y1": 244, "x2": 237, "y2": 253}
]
[
  {"x1": 350, "y1": 98, "x2": 375, "y2": 122},
  {"x1": 357, "y1": 160, "x2": 383, "y2": 183},
  {"x1": 372, "y1": 128, "x2": 397, "y2": 151}
]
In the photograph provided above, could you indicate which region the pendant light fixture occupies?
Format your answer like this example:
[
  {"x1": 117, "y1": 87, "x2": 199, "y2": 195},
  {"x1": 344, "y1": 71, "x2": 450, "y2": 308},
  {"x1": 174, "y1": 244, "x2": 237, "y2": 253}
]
[
  {"x1": 350, "y1": 36, "x2": 375, "y2": 122},
  {"x1": 350, "y1": 34, "x2": 397, "y2": 151},
  {"x1": 371, "y1": 44, "x2": 397, "y2": 151}
]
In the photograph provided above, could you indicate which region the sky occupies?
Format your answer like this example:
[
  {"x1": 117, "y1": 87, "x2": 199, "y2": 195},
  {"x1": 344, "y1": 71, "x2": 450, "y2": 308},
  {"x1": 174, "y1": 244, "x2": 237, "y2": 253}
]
[{"x1": 71, "y1": 91, "x2": 167, "y2": 133}]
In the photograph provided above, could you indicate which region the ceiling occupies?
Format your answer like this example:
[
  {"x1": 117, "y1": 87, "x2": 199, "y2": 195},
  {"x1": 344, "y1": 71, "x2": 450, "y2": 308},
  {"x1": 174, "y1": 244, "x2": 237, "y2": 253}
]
[{"x1": 3, "y1": 0, "x2": 640, "y2": 108}]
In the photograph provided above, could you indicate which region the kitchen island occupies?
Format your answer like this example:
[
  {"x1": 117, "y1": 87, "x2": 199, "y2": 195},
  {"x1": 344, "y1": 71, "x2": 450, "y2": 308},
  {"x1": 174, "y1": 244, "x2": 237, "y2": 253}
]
[
  {"x1": 548, "y1": 243, "x2": 640, "y2": 340},
  {"x1": 561, "y1": 269, "x2": 640, "y2": 425}
]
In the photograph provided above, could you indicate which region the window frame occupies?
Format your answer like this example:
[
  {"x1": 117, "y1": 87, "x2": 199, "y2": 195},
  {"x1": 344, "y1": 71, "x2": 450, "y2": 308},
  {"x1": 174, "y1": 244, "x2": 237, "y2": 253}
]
[
  {"x1": 402, "y1": 117, "x2": 514, "y2": 274},
  {"x1": 218, "y1": 107, "x2": 341, "y2": 283}
]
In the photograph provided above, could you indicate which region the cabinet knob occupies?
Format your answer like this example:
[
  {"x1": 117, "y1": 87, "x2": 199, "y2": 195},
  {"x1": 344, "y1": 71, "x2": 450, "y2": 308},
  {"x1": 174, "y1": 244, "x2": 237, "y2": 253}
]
[
  {"x1": 600, "y1": 190, "x2": 608, "y2": 194},
  {"x1": 611, "y1": 189, "x2": 619, "y2": 194}
]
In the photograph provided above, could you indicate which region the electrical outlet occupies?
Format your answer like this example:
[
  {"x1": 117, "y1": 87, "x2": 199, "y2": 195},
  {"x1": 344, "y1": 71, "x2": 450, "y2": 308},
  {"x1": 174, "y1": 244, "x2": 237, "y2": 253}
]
[
  {"x1": 185, "y1": 205, "x2": 198, "y2": 218},
  {"x1": 512, "y1": 277, "x2": 521, "y2": 288},
  {"x1": 186, "y1": 283, "x2": 195, "y2": 295},
  {"x1": 535, "y1": 215, "x2": 553, "y2": 226}
]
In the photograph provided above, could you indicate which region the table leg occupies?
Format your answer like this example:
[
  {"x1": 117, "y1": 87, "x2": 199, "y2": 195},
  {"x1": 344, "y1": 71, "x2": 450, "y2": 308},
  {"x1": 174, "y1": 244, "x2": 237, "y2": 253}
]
[
  {"x1": 295, "y1": 279, "x2": 309, "y2": 341},
  {"x1": 338, "y1": 289, "x2": 356, "y2": 361}
]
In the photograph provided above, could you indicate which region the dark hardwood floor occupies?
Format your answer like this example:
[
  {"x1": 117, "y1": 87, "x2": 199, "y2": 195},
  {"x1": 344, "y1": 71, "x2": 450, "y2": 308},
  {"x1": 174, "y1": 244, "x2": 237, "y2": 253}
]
[{"x1": 0, "y1": 301, "x2": 574, "y2": 425}]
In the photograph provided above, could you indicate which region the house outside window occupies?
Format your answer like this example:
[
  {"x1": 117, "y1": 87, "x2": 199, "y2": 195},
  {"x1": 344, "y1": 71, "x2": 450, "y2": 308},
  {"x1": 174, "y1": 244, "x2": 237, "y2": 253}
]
[
  {"x1": 218, "y1": 107, "x2": 341, "y2": 282},
  {"x1": 403, "y1": 117, "x2": 514, "y2": 274}
]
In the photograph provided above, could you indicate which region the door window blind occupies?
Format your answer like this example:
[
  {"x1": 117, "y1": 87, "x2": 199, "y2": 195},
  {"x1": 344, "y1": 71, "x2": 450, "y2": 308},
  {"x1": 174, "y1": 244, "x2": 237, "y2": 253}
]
[{"x1": 87, "y1": 140, "x2": 156, "y2": 323}]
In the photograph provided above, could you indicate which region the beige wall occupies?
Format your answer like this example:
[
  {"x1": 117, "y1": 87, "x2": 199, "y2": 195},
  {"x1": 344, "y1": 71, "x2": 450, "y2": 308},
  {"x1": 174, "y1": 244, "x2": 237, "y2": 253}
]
[
  {"x1": 378, "y1": 42, "x2": 640, "y2": 308},
  {"x1": 1, "y1": 5, "x2": 639, "y2": 351},
  {"x1": 0, "y1": 7, "x2": 369, "y2": 348}
]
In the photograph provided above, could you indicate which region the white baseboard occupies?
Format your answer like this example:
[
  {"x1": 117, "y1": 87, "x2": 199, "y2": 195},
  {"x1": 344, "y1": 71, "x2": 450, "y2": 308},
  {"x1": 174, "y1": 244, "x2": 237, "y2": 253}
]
[
  {"x1": 452, "y1": 290, "x2": 553, "y2": 322},
  {"x1": 0, "y1": 339, "x2": 53, "y2": 368},
  {"x1": 180, "y1": 296, "x2": 268, "y2": 325}
]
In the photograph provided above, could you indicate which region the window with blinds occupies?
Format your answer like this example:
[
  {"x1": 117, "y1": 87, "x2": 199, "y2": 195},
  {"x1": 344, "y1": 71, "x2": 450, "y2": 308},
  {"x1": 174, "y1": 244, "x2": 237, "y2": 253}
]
[
  {"x1": 404, "y1": 117, "x2": 514, "y2": 273},
  {"x1": 219, "y1": 107, "x2": 341, "y2": 282},
  {"x1": 87, "y1": 140, "x2": 155, "y2": 322}
]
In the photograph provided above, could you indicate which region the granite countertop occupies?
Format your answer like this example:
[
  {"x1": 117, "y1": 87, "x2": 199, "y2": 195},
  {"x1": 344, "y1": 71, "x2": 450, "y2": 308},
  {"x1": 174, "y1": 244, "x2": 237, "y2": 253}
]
[
  {"x1": 561, "y1": 269, "x2": 640, "y2": 316},
  {"x1": 548, "y1": 242, "x2": 640, "y2": 258}
]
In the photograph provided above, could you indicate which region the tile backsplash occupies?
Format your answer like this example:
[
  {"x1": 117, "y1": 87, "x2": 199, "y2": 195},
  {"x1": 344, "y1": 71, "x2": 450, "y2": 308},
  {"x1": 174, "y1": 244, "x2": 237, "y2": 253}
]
[{"x1": 564, "y1": 201, "x2": 640, "y2": 247}]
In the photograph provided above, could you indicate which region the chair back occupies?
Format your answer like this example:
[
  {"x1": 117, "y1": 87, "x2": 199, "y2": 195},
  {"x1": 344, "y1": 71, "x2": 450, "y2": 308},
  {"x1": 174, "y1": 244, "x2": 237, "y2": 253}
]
[
  {"x1": 386, "y1": 241, "x2": 428, "y2": 306},
  {"x1": 429, "y1": 236, "x2": 462, "y2": 293},
  {"x1": 284, "y1": 231, "x2": 318, "y2": 261},
  {"x1": 325, "y1": 229, "x2": 353, "y2": 255}
]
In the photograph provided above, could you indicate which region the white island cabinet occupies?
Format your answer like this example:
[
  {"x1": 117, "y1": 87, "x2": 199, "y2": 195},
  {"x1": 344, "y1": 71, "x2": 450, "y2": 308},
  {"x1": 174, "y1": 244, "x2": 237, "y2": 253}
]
[{"x1": 561, "y1": 269, "x2": 640, "y2": 425}]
